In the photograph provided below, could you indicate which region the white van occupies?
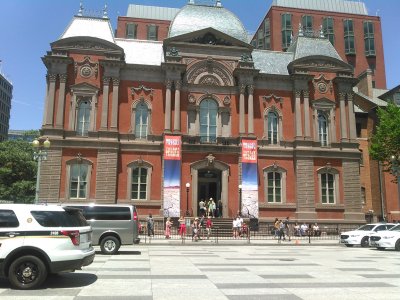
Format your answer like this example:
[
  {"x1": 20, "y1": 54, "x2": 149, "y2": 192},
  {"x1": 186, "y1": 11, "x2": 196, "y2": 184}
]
[{"x1": 63, "y1": 204, "x2": 140, "y2": 254}]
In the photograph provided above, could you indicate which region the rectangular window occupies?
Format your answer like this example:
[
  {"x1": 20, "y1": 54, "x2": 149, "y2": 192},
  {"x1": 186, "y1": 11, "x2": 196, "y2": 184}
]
[
  {"x1": 302, "y1": 15, "x2": 313, "y2": 35},
  {"x1": 364, "y1": 21, "x2": 375, "y2": 56},
  {"x1": 321, "y1": 173, "x2": 335, "y2": 204},
  {"x1": 257, "y1": 28, "x2": 264, "y2": 49},
  {"x1": 344, "y1": 19, "x2": 355, "y2": 54},
  {"x1": 264, "y1": 18, "x2": 271, "y2": 50},
  {"x1": 323, "y1": 17, "x2": 335, "y2": 45},
  {"x1": 70, "y1": 164, "x2": 88, "y2": 199},
  {"x1": 267, "y1": 172, "x2": 281, "y2": 203},
  {"x1": 281, "y1": 13, "x2": 292, "y2": 49},
  {"x1": 131, "y1": 167, "x2": 148, "y2": 200},
  {"x1": 147, "y1": 24, "x2": 158, "y2": 40},
  {"x1": 126, "y1": 23, "x2": 137, "y2": 39}
]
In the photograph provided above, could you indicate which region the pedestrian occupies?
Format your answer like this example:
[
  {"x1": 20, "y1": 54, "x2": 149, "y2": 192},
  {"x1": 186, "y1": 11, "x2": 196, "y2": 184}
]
[
  {"x1": 278, "y1": 220, "x2": 285, "y2": 243},
  {"x1": 232, "y1": 217, "x2": 238, "y2": 238},
  {"x1": 208, "y1": 198, "x2": 215, "y2": 218},
  {"x1": 218, "y1": 199, "x2": 223, "y2": 217},
  {"x1": 206, "y1": 216, "x2": 213, "y2": 239},
  {"x1": 273, "y1": 218, "x2": 279, "y2": 239},
  {"x1": 192, "y1": 217, "x2": 200, "y2": 241},
  {"x1": 199, "y1": 199, "x2": 206, "y2": 217},
  {"x1": 284, "y1": 216, "x2": 291, "y2": 241},
  {"x1": 165, "y1": 217, "x2": 172, "y2": 239},
  {"x1": 146, "y1": 213, "x2": 154, "y2": 237},
  {"x1": 178, "y1": 216, "x2": 186, "y2": 238}
]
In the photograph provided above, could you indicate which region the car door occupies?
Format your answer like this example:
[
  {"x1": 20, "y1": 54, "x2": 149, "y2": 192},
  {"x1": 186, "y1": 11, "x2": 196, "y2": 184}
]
[{"x1": 0, "y1": 209, "x2": 25, "y2": 257}]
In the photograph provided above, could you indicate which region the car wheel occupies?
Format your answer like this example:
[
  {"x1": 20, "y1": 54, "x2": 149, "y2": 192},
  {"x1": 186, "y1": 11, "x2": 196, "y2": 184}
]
[
  {"x1": 395, "y1": 239, "x2": 400, "y2": 251},
  {"x1": 361, "y1": 237, "x2": 369, "y2": 247},
  {"x1": 8, "y1": 255, "x2": 48, "y2": 290},
  {"x1": 100, "y1": 236, "x2": 120, "y2": 255},
  {"x1": 345, "y1": 244, "x2": 354, "y2": 247},
  {"x1": 377, "y1": 247, "x2": 385, "y2": 251}
]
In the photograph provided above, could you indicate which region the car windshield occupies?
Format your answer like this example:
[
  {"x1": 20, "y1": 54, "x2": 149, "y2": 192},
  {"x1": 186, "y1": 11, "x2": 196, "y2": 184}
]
[
  {"x1": 389, "y1": 224, "x2": 400, "y2": 232},
  {"x1": 357, "y1": 224, "x2": 375, "y2": 231}
]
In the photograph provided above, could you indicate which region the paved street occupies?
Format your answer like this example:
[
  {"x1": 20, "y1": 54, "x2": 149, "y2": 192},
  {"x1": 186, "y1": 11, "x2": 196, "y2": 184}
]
[{"x1": 0, "y1": 242, "x2": 399, "y2": 300}]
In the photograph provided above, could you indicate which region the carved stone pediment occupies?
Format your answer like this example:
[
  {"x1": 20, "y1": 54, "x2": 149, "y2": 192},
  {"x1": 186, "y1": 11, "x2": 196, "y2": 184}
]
[
  {"x1": 185, "y1": 58, "x2": 234, "y2": 87},
  {"x1": 288, "y1": 56, "x2": 353, "y2": 75}
]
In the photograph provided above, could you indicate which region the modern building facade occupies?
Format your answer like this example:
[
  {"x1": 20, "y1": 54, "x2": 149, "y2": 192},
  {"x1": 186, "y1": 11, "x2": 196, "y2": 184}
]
[
  {"x1": 251, "y1": 0, "x2": 386, "y2": 89},
  {"x1": 39, "y1": 1, "x2": 366, "y2": 224},
  {"x1": 0, "y1": 72, "x2": 12, "y2": 142}
]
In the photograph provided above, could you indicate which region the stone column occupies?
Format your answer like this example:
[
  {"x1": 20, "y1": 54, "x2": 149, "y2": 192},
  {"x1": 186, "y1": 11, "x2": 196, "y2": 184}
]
[
  {"x1": 303, "y1": 90, "x2": 311, "y2": 139},
  {"x1": 339, "y1": 92, "x2": 348, "y2": 142},
  {"x1": 247, "y1": 85, "x2": 254, "y2": 136},
  {"x1": 110, "y1": 78, "x2": 120, "y2": 130},
  {"x1": 100, "y1": 76, "x2": 110, "y2": 130},
  {"x1": 347, "y1": 93, "x2": 357, "y2": 141},
  {"x1": 55, "y1": 74, "x2": 67, "y2": 128},
  {"x1": 239, "y1": 84, "x2": 246, "y2": 135},
  {"x1": 294, "y1": 90, "x2": 302, "y2": 138},
  {"x1": 42, "y1": 75, "x2": 49, "y2": 125},
  {"x1": 45, "y1": 73, "x2": 57, "y2": 126},
  {"x1": 164, "y1": 79, "x2": 172, "y2": 132},
  {"x1": 173, "y1": 80, "x2": 182, "y2": 132}
]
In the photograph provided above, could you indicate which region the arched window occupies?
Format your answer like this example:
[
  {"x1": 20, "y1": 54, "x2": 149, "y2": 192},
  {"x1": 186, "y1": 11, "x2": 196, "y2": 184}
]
[
  {"x1": 200, "y1": 99, "x2": 218, "y2": 143},
  {"x1": 76, "y1": 99, "x2": 91, "y2": 136},
  {"x1": 317, "y1": 166, "x2": 339, "y2": 205},
  {"x1": 267, "y1": 171, "x2": 281, "y2": 202},
  {"x1": 70, "y1": 164, "x2": 89, "y2": 199},
  {"x1": 267, "y1": 111, "x2": 279, "y2": 144},
  {"x1": 318, "y1": 111, "x2": 328, "y2": 146},
  {"x1": 135, "y1": 102, "x2": 148, "y2": 139}
]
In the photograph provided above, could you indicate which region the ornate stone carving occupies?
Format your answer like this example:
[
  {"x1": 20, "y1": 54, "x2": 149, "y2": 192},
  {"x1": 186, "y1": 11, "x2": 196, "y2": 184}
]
[
  {"x1": 48, "y1": 73, "x2": 57, "y2": 82},
  {"x1": 262, "y1": 94, "x2": 284, "y2": 104},
  {"x1": 189, "y1": 32, "x2": 232, "y2": 46},
  {"x1": 112, "y1": 78, "x2": 120, "y2": 86},
  {"x1": 294, "y1": 90, "x2": 302, "y2": 98},
  {"x1": 59, "y1": 74, "x2": 67, "y2": 83},
  {"x1": 240, "y1": 53, "x2": 253, "y2": 62},
  {"x1": 206, "y1": 153, "x2": 215, "y2": 166},
  {"x1": 200, "y1": 75, "x2": 220, "y2": 86},
  {"x1": 313, "y1": 74, "x2": 332, "y2": 94},
  {"x1": 247, "y1": 85, "x2": 254, "y2": 95},
  {"x1": 347, "y1": 92, "x2": 353, "y2": 102},
  {"x1": 165, "y1": 79, "x2": 173, "y2": 89},
  {"x1": 103, "y1": 76, "x2": 111, "y2": 85},
  {"x1": 74, "y1": 56, "x2": 99, "y2": 78},
  {"x1": 338, "y1": 92, "x2": 347, "y2": 101},
  {"x1": 303, "y1": 90, "x2": 310, "y2": 98},
  {"x1": 175, "y1": 80, "x2": 182, "y2": 90},
  {"x1": 167, "y1": 47, "x2": 179, "y2": 57},
  {"x1": 223, "y1": 96, "x2": 231, "y2": 106},
  {"x1": 188, "y1": 94, "x2": 196, "y2": 104},
  {"x1": 239, "y1": 84, "x2": 246, "y2": 94},
  {"x1": 131, "y1": 84, "x2": 153, "y2": 95}
]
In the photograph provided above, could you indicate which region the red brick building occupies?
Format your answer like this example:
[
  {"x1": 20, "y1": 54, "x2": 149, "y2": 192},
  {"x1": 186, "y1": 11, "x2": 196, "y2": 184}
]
[
  {"x1": 39, "y1": 2, "x2": 367, "y2": 224},
  {"x1": 251, "y1": 0, "x2": 386, "y2": 89}
]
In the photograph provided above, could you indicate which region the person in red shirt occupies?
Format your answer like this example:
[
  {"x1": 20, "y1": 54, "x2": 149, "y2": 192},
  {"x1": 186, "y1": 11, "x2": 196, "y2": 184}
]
[{"x1": 206, "y1": 217, "x2": 213, "y2": 239}]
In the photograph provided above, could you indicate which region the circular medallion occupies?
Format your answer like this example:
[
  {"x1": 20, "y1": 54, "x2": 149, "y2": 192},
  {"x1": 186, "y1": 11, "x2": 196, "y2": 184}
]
[
  {"x1": 80, "y1": 66, "x2": 93, "y2": 78},
  {"x1": 318, "y1": 82, "x2": 328, "y2": 93},
  {"x1": 223, "y1": 96, "x2": 231, "y2": 106}
]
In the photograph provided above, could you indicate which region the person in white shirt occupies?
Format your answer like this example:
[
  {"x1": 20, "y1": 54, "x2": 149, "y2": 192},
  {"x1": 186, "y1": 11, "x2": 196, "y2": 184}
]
[
  {"x1": 300, "y1": 223, "x2": 308, "y2": 236},
  {"x1": 312, "y1": 223, "x2": 321, "y2": 236}
]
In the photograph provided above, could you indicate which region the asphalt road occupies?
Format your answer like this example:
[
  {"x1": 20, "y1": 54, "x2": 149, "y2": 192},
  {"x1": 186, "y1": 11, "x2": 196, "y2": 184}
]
[{"x1": 0, "y1": 243, "x2": 399, "y2": 299}]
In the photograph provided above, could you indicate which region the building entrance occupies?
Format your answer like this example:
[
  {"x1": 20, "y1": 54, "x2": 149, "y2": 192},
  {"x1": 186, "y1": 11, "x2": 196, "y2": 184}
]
[{"x1": 197, "y1": 169, "x2": 221, "y2": 216}]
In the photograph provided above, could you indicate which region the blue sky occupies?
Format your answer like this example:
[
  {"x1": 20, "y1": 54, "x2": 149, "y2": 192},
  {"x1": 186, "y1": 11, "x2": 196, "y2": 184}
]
[{"x1": 0, "y1": 0, "x2": 399, "y2": 130}]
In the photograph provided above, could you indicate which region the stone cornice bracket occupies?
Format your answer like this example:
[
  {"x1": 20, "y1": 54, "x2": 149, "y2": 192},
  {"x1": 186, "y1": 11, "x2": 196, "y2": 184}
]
[
  {"x1": 262, "y1": 94, "x2": 284, "y2": 104},
  {"x1": 206, "y1": 153, "x2": 215, "y2": 166},
  {"x1": 41, "y1": 55, "x2": 73, "y2": 69},
  {"x1": 131, "y1": 84, "x2": 154, "y2": 96},
  {"x1": 74, "y1": 56, "x2": 99, "y2": 78}
]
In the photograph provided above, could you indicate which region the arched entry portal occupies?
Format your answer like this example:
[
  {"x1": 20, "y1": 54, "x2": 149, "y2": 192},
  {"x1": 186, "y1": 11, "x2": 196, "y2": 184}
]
[{"x1": 189, "y1": 155, "x2": 230, "y2": 217}]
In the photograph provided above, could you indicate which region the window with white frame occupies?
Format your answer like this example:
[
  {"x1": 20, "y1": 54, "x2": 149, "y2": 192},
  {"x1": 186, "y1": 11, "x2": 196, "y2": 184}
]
[
  {"x1": 70, "y1": 164, "x2": 88, "y2": 199},
  {"x1": 76, "y1": 99, "x2": 91, "y2": 136},
  {"x1": 318, "y1": 167, "x2": 339, "y2": 204},
  {"x1": 200, "y1": 99, "x2": 218, "y2": 143},
  {"x1": 264, "y1": 166, "x2": 287, "y2": 203},
  {"x1": 135, "y1": 101, "x2": 148, "y2": 139},
  {"x1": 318, "y1": 111, "x2": 328, "y2": 146},
  {"x1": 267, "y1": 111, "x2": 279, "y2": 144},
  {"x1": 281, "y1": 13, "x2": 292, "y2": 49},
  {"x1": 127, "y1": 160, "x2": 152, "y2": 201}
]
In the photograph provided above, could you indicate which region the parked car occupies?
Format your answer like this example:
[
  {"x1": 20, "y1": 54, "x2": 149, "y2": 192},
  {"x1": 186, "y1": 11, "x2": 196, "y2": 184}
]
[
  {"x1": 340, "y1": 223, "x2": 396, "y2": 247},
  {"x1": 0, "y1": 204, "x2": 95, "y2": 289},
  {"x1": 369, "y1": 224, "x2": 400, "y2": 251},
  {"x1": 62, "y1": 204, "x2": 140, "y2": 254}
]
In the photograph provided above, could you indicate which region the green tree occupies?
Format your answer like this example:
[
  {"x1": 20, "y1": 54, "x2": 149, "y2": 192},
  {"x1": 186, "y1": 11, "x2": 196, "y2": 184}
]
[
  {"x1": 369, "y1": 101, "x2": 400, "y2": 171},
  {"x1": 0, "y1": 140, "x2": 37, "y2": 203}
]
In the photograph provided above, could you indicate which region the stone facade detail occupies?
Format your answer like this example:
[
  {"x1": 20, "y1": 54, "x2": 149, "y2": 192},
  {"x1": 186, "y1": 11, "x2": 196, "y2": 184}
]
[
  {"x1": 295, "y1": 158, "x2": 316, "y2": 217},
  {"x1": 39, "y1": 149, "x2": 62, "y2": 202},
  {"x1": 343, "y1": 160, "x2": 364, "y2": 220},
  {"x1": 95, "y1": 150, "x2": 118, "y2": 202}
]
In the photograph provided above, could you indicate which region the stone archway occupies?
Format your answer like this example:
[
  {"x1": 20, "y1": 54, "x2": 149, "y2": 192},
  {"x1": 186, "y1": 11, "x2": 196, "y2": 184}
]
[{"x1": 189, "y1": 154, "x2": 230, "y2": 217}]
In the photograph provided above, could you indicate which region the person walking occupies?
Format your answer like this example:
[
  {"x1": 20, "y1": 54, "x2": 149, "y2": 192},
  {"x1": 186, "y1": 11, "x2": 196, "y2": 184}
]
[
  {"x1": 278, "y1": 220, "x2": 285, "y2": 243},
  {"x1": 178, "y1": 216, "x2": 186, "y2": 238},
  {"x1": 192, "y1": 217, "x2": 200, "y2": 241},
  {"x1": 217, "y1": 199, "x2": 223, "y2": 217},
  {"x1": 284, "y1": 216, "x2": 291, "y2": 241},
  {"x1": 206, "y1": 216, "x2": 213, "y2": 239},
  {"x1": 165, "y1": 217, "x2": 172, "y2": 239},
  {"x1": 146, "y1": 213, "x2": 154, "y2": 237},
  {"x1": 273, "y1": 218, "x2": 279, "y2": 239},
  {"x1": 199, "y1": 199, "x2": 206, "y2": 217}
]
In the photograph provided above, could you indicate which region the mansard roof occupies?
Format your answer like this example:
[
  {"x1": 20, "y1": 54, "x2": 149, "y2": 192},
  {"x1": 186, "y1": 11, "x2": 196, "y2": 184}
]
[
  {"x1": 252, "y1": 50, "x2": 292, "y2": 75},
  {"x1": 287, "y1": 36, "x2": 343, "y2": 61}
]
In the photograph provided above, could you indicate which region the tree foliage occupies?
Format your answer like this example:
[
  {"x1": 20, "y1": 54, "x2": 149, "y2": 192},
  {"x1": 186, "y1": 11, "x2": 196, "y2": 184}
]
[
  {"x1": 0, "y1": 140, "x2": 36, "y2": 203},
  {"x1": 369, "y1": 102, "x2": 400, "y2": 171}
]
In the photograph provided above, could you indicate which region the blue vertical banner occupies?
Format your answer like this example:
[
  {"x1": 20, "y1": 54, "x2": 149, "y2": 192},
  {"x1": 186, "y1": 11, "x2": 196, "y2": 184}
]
[
  {"x1": 163, "y1": 135, "x2": 181, "y2": 217},
  {"x1": 241, "y1": 139, "x2": 259, "y2": 218}
]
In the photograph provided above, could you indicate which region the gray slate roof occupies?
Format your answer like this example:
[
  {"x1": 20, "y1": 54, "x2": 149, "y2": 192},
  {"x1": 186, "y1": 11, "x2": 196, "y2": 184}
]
[
  {"x1": 287, "y1": 36, "x2": 343, "y2": 61},
  {"x1": 126, "y1": 4, "x2": 180, "y2": 21},
  {"x1": 272, "y1": 0, "x2": 368, "y2": 15},
  {"x1": 168, "y1": 4, "x2": 249, "y2": 43},
  {"x1": 252, "y1": 50, "x2": 292, "y2": 75},
  {"x1": 60, "y1": 16, "x2": 114, "y2": 43}
]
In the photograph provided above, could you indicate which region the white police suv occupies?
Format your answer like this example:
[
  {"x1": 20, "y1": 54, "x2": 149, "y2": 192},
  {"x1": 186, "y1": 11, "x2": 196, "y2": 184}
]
[
  {"x1": 369, "y1": 224, "x2": 400, "y2": 251},
  {"x1": 0, "y1": 204, "x2": 95, "y2": 289},
  {"x1": 340, "y1": 223, "x2": 396, "y2": 247}
]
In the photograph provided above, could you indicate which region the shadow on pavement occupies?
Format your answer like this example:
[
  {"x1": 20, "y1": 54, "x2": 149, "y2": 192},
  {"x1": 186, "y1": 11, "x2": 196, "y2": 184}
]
[
  {"x1": 95, "y1": 250, "x2": 142, "y2": 255},
  {"x1": 44, "y1": 272, "x2": 98, "y2": 288}
]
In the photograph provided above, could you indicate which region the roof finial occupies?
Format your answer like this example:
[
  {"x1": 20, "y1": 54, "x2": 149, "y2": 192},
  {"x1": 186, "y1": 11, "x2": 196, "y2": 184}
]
[
  {"x1": 103, "y1": 4, "x2": 108, "y2": 19},
  {"x1": 298, "y1": 23, "x2": 303, "y2": 37},
  {"x1": 78, "y1": 1, "x2": 84, "y2": 16},
  {"x1": 320, "y1": 25, "x2": 325, "y2": 38},
  {"x1": 216, "y1": 0, "x2": 222, "y2": 7}
]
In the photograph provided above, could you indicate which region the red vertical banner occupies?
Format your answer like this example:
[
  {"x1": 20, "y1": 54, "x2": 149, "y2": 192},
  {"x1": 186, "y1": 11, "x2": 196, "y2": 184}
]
[
  {"x1": 241, "y1": 139, "x2": 259, "y2": 218},
  {"x1": 163, "y1": 136, "x2": 181, "y2": 217}
]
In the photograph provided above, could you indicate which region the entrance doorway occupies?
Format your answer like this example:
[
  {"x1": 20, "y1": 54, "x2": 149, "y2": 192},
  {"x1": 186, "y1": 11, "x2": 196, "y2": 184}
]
[{"x1": 197, "y1": 169, "x2": 221, "y2": 216}]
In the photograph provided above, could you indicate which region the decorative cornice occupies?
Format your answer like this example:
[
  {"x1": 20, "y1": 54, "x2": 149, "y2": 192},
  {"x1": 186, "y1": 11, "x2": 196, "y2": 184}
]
[
  {"x1": 262, "y1": 94, "x2": 284, "y2": 104},
  {"x1": 131, "y1": 84, "x2": 154, "y2": 95}
]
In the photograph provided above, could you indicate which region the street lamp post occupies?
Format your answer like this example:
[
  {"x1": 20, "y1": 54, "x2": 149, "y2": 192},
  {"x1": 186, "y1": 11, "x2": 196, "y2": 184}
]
[
  {"x1": 390, "y1": 155, "x2": 400, "y2": 212},
  {"x1": 32, "y1": 138, "x2": 51, "y2": 204},
  {"x1": 238, "y1": 184, "x2": 242, "y2": 216},
  {"x1": 185, "y1": 182, "x2": 190, "y2": 217}
]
